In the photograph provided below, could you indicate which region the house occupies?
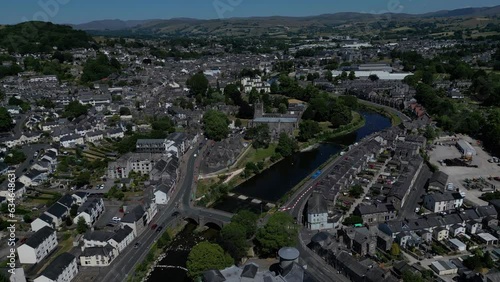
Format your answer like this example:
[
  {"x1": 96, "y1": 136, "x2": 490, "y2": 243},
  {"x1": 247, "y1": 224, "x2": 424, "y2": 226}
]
[
  {"x1": 136, "y1": 139, "x2": 176, "y2": 154},
  {"x1": 121, "y1": 205, "x2": 148, "y2": 236},
  {"x1": 107, "y1": 226, "x2": 135, "y2": 253},
  {"x1": 30, "y1": 214, "x2": 55, "y2": 232},
  {"x1": 106, "y1": 128, "x2": 124, "y2": 139},
  {"x1": 154, "y1": 184, "x2": 171, "y2": 205},
  {"x1": 466, "y1": 220, "x2": 482, "y2": 234},
  {"x1": 430, "y1": 260, "x2": 458, "y2": 276},
  {"x1": 85, "y1": 131, "x2": 104, "y2": 143},
  {"x1": 477, "y1": 233, "x2": 498, "y2": 245},
  {"x1": 342, "y1": 227, "x2": 376, "y2": 256},
  {"x1": 44, "y1": 202, "x2": 70, "y2": 229},
  {"x1": 0, "y1": 181, "x2": 26, "y2": 199},
  {"x1": 17, "y1": 227, "x2": 57, "y2": 264},
  {"x1": 60, "y1": 134, "x2": 84, "y2": 148},
  {"x1": 18, "y1": 169, "x2": 48, "y2": 187},
  {"x1": 33, "y1": 252, "x2": 78, "y2": 282},
  {"x1": 167, "y1": 132, "x2": 189, "y2": 155},
  {"x1": 450, "y1": 224, "x2": 466, "y2": 237},
  {"x1": 428, "y1": 171, "x2": 449, "y2": 191},
  {"x1": 423, "y1": 192, "x2": 464, "y2": 213},
  {"x1": 79, "y1": 245, "x2": 118, "y2": 267},
  {"x1": 73, "y1": 198, "x2": 105, "y2": 226},
  {"x1": 434, "y1": 227, "x2": 449, "y2": 241},
  {"x1": 40, "y1": 150, "x2": 58, "y2": 165},
  {"x1": 71, "y1": 192, "x2": 88, "y2": 205},
  {"x1": 354, "y1": 203, "x2": 396, "y2": 224},
  {"x1": 449, "y1": 238, "x2": 467, "y2": 252},
  {"x1": 306, "y1": 192, "x2": 333, "y2": 230}
]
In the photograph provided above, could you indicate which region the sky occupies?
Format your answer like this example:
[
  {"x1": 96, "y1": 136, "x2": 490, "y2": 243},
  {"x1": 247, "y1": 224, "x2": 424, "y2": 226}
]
[{"x1": 1, "y1": 0, "x2": 499, "y2": 24}]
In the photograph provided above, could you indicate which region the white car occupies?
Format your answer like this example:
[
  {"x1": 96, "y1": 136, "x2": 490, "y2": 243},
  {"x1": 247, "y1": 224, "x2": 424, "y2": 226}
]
[{"x1": 112, "y1": 217, "x2": 121, "y2": 222}]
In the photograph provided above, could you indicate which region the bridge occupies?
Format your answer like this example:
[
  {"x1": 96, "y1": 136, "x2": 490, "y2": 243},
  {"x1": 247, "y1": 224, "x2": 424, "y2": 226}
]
[{"x1": 180, "y1": 207, "x2": 233, "y2": 229}]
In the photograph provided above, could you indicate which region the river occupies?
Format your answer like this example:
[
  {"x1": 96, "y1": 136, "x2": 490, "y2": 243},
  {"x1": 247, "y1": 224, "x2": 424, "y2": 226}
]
[{"x1": 213, "y1": 111, "x2": 392, "y2": 213}]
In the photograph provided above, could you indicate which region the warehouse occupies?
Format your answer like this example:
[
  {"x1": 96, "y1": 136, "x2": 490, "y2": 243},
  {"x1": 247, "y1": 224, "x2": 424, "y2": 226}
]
[{"x1": 456, "y1": 140, "x2": 476, "y2": 157}]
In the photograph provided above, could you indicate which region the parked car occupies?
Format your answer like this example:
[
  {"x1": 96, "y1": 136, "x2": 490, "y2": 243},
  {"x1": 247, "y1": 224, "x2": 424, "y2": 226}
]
[
  {"x1": 156, "y1": 226, "x2": 163, "y2": 232},
  {"x1": 112, "y1": 217, "x2": 121, "y2": 222},
  {"x1": 151, "y1": 224, "x2": 158, "y2": 230},
  {"x1": 134, "y1": 242, "x2": 140, "y2": 248}
]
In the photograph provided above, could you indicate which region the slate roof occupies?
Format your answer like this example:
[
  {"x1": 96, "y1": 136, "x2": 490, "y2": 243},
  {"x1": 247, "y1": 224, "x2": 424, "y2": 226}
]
[
  {"x1": 203, "y1": 269, "x2": 226, "y2": 282},
  {"x1": 58, "y1": 194, "x2": 74, "y2": 208},
  {"x1": 83, "y1": 230, "x2": 114, "y2": 242},
  {"x1": 38, "y1": 252, "x2": 75, "y2": 281},
  {"x1": 25, "y1": 226, "x2": 55, "y2": 248},
  {"x1": 46, "y1": 202, "x2": 68, "y2": 218},
  {"x1": 122, "y1": 205, "x2": 146, "y2": 223},
  {"x1": 81, "y1": 245, "x2": 115, "y2": 257},
  {"x1": 110, "y1": 226, "x2": 134, "y2": 243},
  {"x1": 307, "y1": 192, "x2": 328, "y2": 214},
  {"x1": 241, "y1": 263, "x2": 258, "y2": 279},
  {"x1": 429, "y1": 171, "x2": 448, "y2": 189}
]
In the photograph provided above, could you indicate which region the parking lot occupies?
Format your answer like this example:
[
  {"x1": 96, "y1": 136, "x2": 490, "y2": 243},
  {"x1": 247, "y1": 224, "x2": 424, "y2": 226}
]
[
  {"x1": 95, "y1": 200, "x2": 121, "y2": 228},
  {"x1": 428, "y1": 134, "x2": 500, "y2": 206}
]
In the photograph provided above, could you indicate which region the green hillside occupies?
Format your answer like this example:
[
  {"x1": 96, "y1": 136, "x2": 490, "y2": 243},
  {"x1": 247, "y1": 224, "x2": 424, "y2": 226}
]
[{"x1": 0, "y1": 21, "x2": 94, "y2": 54}]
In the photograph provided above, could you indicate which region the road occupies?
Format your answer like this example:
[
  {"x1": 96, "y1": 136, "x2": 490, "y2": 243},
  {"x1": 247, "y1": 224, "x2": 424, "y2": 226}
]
[
  {"x1": 398, "y1": 165, "x2": 432, "y2": 220},
  {"x1": 94, "y1": 146, "x2": 200, "y2": 282}
]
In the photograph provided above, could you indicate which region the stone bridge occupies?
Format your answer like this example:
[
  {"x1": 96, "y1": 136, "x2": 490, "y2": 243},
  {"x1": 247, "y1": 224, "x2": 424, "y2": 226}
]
[{"x1": 182, "y1": 207, "x2": 233, "y2": 229}]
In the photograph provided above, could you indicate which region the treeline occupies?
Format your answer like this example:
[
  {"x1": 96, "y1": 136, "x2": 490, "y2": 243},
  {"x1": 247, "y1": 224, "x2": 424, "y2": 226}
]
[
  {"x1": 81, "y1": 53, "x2": 121, "y2": 82},
  {"x1": 0, "y1": 22, "x2": 93, "y2": 54}
]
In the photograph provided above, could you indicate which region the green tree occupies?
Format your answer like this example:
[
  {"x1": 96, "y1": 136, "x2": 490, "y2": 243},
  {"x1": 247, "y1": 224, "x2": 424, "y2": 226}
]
[
  {"x1": 248, "y1": 88, "x2": 260, "y2": 104},
  {"x1": 234, "y1": 118, "x2": 242, "y2": 128},
  {"x1": 151, "y1": 116, "x2": 175, "y2": 132},
  {"x1": 186, "y1": 72, "x2": 209, "y2": 96},
  {"x1": 275, "y1": 133, "x2": 297, "y2": 157},
  {"x1": 278, "y1": 103, "x2": 287, "y2": 114},
  {"x1": 0, "y1": 107, "x2": 13, "y2": 132},
  {"x1": 187, "y1": 242, "x2": 233, "y2": 279},
  {"x1": 325, "y1": 70, "x2": 333, "y2": 82},
  {"x1": 70, "y1": 204, "x2": 79, "y2": 217},
  {"x1": 343, "y1": 215, "x2": 363, "y2": 226},
  {"x1": 349, "y1": 185, "x2": 364, "y2": 198},
  {"x1": 391, "y1": 243, "x2": 400, "y2": 256},
  {"x1": 157, "y1": 230, "x2": 172, "y2": 249},
  {"x1": 298, "y1": 120, "x2": 321, "y2": 142},
  {"x1": 220, "y1": 222, "x2": 249, "y2": 261},
  {"x1": 348, "y1": 71, "x2": 356, "y2": 80},
  {"x1": 77, "y1": 217, "x2": 88, "y2": 234},
  {"x1": 63, "y1": 101, "x2": 88, "y2": 120},
  {"x1": 245, "y1": 124, "x2": 270, "y2": 149},
  {"x1": 369, "y1": 74, "x2": 379, "y2": 81},
  {"x1": 119, "y1": 107, "x2": 131, "y2": 116},
  {"x1": 203, "y1": 110, "x2": 230, "y2": 141},
  {"x1": 5, "y1": 150, "x2": 26, "y2": 165},
  {"x1": 231, "y1": 210, "x2": 259, "y2": 238},
  {"x1": 81, "y1": 53, "x2": 120, "y2": 82},
  {"x1": 402, "y1": 271, "x2": 423, "y2": 282},
  {"x1": 255, "y1": 212, "x2": 298, "y2": 256},
  {"x1": 23, "y1": 214, "x2": 32, "y2": 223}
]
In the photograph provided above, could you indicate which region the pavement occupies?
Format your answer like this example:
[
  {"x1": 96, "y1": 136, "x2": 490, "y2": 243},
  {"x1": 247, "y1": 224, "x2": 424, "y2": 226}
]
[{"x1": 398, "y1": 165, "x2": 432, "y2": 220}]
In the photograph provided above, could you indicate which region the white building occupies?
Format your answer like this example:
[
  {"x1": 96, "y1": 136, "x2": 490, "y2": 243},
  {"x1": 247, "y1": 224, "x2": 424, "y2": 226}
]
[
  {"x1": 241, "y1": 76, "x2": 271, "y2": 94},
  {"x1": 60, "y1": 134, "x2": 84, "y2": 148},
  {"x1": 430, "y1": 260, "x2": 458, "y2": 276},
  {"x1": 423, "y1": 192, "x2": 464, "y2": 213},
  {"x1": 154, "y1": 184, "x2": 171, "y2": 205},
  {"x1": 79, "y1": 245, "x2": 118, "y2": 267},
  {"x1": 33, "y1": 252, "x2": 78, "y2": 282},
  {"x1": 107, "y1": 226, "x2": 135, "y2": 253},
  {"x1": 73, "y1": 198, "x2": 105, "y2": 226},
  {"x1": 17, "y1": 227, "x2": 57, "y2": 264},
  {"x1": 307, "y1": 193, "x2": 333, "y2": 231}
]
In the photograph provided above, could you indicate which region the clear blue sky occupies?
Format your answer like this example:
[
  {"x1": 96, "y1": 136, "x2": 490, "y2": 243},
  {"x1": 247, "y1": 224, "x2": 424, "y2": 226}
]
[{"x1": 1, "y1": 0, "x2": 499, "y2": 24}]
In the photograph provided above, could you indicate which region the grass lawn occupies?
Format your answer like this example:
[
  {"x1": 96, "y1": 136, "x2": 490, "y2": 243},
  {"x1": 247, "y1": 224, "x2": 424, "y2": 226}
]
[{"x1": 237, "y1": 144, "x2": 278, "y2": 169}]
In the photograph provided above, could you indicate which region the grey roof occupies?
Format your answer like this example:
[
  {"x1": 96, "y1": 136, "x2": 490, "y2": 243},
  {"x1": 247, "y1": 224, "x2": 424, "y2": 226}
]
[
  {"x1": 429, "y1": 171, "x2": 448, "y2": 188},
  {"x1": 25, "y1": 226, "x2": 55, "y2": 248},
  {"x1": 46, "y1": 202, "x2": 68, "y2": 218},
  {"x1": 38, "y1": 252, "x2": 75, "y2": 281},
  {"x1": 253, "y1": 117, "x2": 297, "y2": 123},
  {"x1": 307, "y1": 192, "x2": 328, "y2": 214},
  {"x1": 311, "y1": 232, "x2": 329, "y2": 243},
  {"x1": 278, "y1": 247, "x2": 299, "y2": 260},
  {"x1": 83, "y1": 230, "x2": 114, "y2": 242},
  {"x1": 203, "y1": 269, "x2": 226, "y2": 282},
  {"x1": 110, "y1": 226, "x2": 133, "y2": 243},
  {"x1": 81, "y1": 245, "x2": 115, "y2": 257},
  {"x1": 58, "y1": 194, "x2": 75, "y2": 208},
  {"x1": 122, "y1": 205, "x2": 146, "y2": 223},
  {"x1": 241, "y1": 263, "x2": 258, "y2": 279},
  {"x1": 39, "y1": 213, "x2": 53, "y2": 225}
]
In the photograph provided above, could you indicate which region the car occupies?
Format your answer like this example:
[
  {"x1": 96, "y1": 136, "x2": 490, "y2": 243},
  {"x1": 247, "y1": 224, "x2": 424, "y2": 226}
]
[
  {"x1": 156, "y1": 226, "x2": 163, "y2": 232},
  {"x1": 112, "y1": 217, "x2": 121, "y2": 222},
  {"x1": 171, "y1": 211, "x2": 180, "y2": 217},
  {"x1": 151, "y1": 224, "x2": 158, "y2": 230},
  {"x1": 134, "y1": 242, "x2": 140, "y2": 248}
]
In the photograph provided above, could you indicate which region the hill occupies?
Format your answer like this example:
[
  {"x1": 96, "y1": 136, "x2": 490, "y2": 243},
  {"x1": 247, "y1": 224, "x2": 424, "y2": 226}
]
[
  {"x1": 0, "y1": 21, "x2": 94, "y2": 54},
  {"x1": 70, "y1": 5, "x2": 500, "y2": 38}
]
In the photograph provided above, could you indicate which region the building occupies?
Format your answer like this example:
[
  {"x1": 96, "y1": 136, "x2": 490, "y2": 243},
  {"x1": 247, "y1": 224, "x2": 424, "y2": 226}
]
[
  {"x1": 72, "y1": 198, "x2": 105, "y2": 226},
  {"x1": 79, "y1": 245, "x2": 118, "y2": 267},
  {"x1": 17, "y1": 227, "x2": 58, "y2": 264},
  {"x1": 428, "y1": 171, "x2": 449, "y2": 191},
  {"x1": 354, "y1": 203, "x2": 396, "y2": 224},
  {"x1": 136, "y1": 139, "x2": 178, "y2": 155},
  {"x1": 448, "y1": 238, "x2": 467, "y2": 252},
  {"x1": 154, "y1": 184, "x2": 171, "y2": 205},
  {"x1": 456, "y1": 140, "x2": 476, "y2": 158},
  {"x1": 423, "y1": 192, "x2": 464, "y2": 213},
  {"x1": 107, "y1": 153, "x2": 165, "y2": 179},
  {"x1": 107, "y1": 226, "x2": 135, "y2": 253},
  {"x1": 249, "y1": 103, "x2": 299, "y2": 141},
  {"x1": 306, "y1": 192, "x2": 333, "y2": 230},
  {"x1": 430, "y1": 260, "x2": 458, "y2": 276},
  {"x1": 33, "y1": 252, "x2": 78, "y2": 282},
  {"x1": 121, "y1": 205, "x2": 148, "y2": 236},
  {"x1": 241, "y1": 76, "x2": 271, "y2": 94}
]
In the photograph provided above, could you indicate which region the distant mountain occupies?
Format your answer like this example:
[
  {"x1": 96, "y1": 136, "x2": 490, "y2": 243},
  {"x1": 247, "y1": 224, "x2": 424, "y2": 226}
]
[
  {"x1": 68, "y1": 4, "x2": 500, "y2": 37},
  {"x1": 423, "y1": 5, "x2": 500, "y2": 17},
  {"x1": 72, "y1": 19, "x2": 162, "y2": 31}
]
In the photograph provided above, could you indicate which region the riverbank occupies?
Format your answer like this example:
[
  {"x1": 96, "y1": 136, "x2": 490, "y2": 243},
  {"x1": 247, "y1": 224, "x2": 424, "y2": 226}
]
[{"x1": 359, "y1": 102, "x2": 402, "y2": 126}]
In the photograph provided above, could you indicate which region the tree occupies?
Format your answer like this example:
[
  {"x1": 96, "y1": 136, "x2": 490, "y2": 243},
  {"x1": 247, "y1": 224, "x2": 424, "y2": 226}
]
[
  {"x1": 81, "y1": 53, "x2": 120, "y2": 82},
  {"x1": 234, "y1": 118, "x2": 242, "y2": 128},
  {"x1": 248, "y1": 88, "x2": 260, "y2": 104},
  {"x1": 70, "y1": 204, "x2": 79, "y2": 217},
  {"x1": 349, "y1": 185, "x2": 364, "y2": 198},
  {"x1": 402, "y1": 271, "x2": 423, "y2": 282},
  {"x1": 231, "y1": 210, "x2": 258, "y2": 238},
  {"x1": 245, "y1": 124, "x2": 270, "y2": 149},
  {"x1": 278, "y1": 103, "x2": 287, "y2": 114},
  {"x1": 220, "y1": 222, "x2": 249, "y2": 261},
  {"x1": 23, "y1": 214, "x2": 32, "y2": 223},
  {"x1": 151, "y1": 116, "x2": 175, "y2": 133},
  {"x1": 0, "y1": 107, "x2": 13, "y2": 132},
  {"x1": 368, "y1": 74, "x2": 379, "y2": 81},
  {"x1": 187, "y1": 242, "x2": 233, "y2": 279},
  {"x1": 325, "y1": 70, "x2": 333, "y2": 82},
  {"x1": 298, "y1": 120, "x2": 321, "y2": 142},
  {"x1": 65, "y1": 216, "x2": 73, "y2": 226},
  {"x1": 255, "y1": 212, "x2": 298, "y2": 256},
  {"x1": 63, "y1": 101, "x2": 88, "y2": 120},
  {"x1": 77, "y1": 217, "x2": 88, "y2": 234},
  {"x1": 390, "y1": 243, "x2": 400, "y2": 256},
  {"x1": 348, "y1": 71, "x2": 356, "y2": 80},
  {"x1": 203, "y1": 110, "x2": 230, "y2": 141},
  {"x1": 5, "y1": 150, "x2": 26, "y2": 165},
  {"x1": 157, "y1": 230, "x2": 171, "y2": 249},
  {"x1": 343, "y1": 216, "x2": 363, "y2": 226},
  {"x1": 119, "y1": 107, "x2": 131, "y2": 116},
  {"x1": 186, "y1": 72, "x2": 209, "y2": 96},
  {"x1": 275, "y1": 133, "x2": 297, "y2": 157}
]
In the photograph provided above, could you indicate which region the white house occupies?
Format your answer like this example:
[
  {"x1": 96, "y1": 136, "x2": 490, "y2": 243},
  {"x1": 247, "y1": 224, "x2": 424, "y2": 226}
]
[
  {"x1": 33, "y1": 252, "x2": 78, "y2": 282},
  {"x1": 85, "y1": 131, "x2": 105, "y2": 143},
  {"x1": 18, "y1": 169, "x2": 48, "y2": 187},
  {"x1": 17, "y1": 227, "x2": 57, "y2": 264},
  {"x1": 430, "y1": 260, "x2": 458, "y2": 276},
  {"x1": 121, "y1": 205, "x2": 147, "y2": 236},
  {"x1": 154, "y1": 184, "x2": 171, "y2": 205},
  {"x1": 106, "y1": 128, "x2": 124, "y2": 139},
  {"x1": 73, "y1": 198, "x2": 105, "y2": 226},
  {"x1": 0, "y1": 182, "x2": 25, "y2": 199},
  {"x1": 79, "y1": 245, "x2": 118, "y2": 267},
  {"x1": 107, "y1": 226, "x2": 135, "y2": 253},
  {"x1": 423, "y1": 192, "x2": 464, "y2": 213},
  {"x1": 60, "y1": 134, "x2": 84, "y2": 148},
  {"x1": 307, "y1": 193, "x2": 333, "y2": 231}
]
